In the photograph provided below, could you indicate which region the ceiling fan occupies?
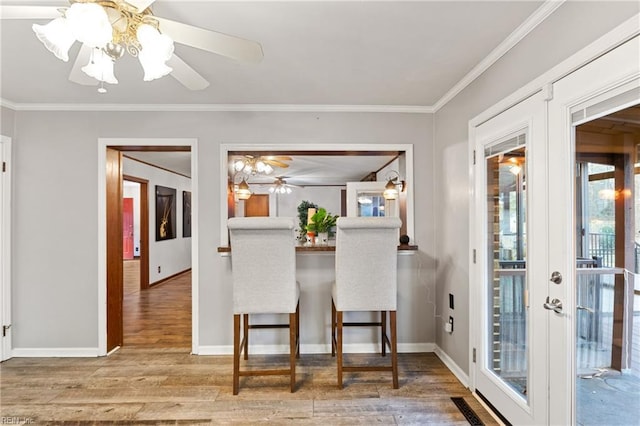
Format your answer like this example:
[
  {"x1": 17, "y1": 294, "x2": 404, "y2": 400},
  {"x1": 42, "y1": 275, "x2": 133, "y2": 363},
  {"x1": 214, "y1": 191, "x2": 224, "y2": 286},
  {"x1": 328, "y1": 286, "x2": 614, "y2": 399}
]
[
  {"x1": 0, "y1": 0, "x2": 263, "y2": 91},
  {"x1": 232, "y1": 155, "x2": 292, "y2": 175},
  {"x1": 267, "y1": 176, "x2": 300, "y2": 194}
]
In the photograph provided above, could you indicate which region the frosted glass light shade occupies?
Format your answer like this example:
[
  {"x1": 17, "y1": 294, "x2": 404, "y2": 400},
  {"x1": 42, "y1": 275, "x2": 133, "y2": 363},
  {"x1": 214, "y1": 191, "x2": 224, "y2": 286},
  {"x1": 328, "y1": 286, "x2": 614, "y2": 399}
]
[
  {"x1": 32, "y1": 18, "x2": 76, "y2": 62},
  {"x1": 137, "y1": 24, "x2": 174, "y2": 81},
  {"x1": 82, "y1": 48, "x2": 118, "y2": 84},
  {"x1": 66, "y1": 3, "x2": 112, "y2": 48}
]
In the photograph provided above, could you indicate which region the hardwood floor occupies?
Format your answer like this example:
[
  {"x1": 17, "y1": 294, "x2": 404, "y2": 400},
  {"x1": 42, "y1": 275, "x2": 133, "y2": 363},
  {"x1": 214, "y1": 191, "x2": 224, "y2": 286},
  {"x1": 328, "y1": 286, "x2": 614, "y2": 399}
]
[
  {"x1": 0, "y1": 350, "x2": 498, "y2": 424},
  {"x1": 123, "y1": 262, "x2": 192, "y2": 348},
  {"x1": 0, "y1": 266, "x2": 499, "y2": 424}
]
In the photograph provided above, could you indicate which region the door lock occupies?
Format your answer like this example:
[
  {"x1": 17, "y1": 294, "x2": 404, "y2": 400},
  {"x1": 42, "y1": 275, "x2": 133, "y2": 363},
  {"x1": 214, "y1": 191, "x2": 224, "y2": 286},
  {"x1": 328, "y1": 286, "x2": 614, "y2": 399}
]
[
  {"x1": 550, "y1": 271, "x2": 562, "y2": 284},
  {"x1": 543, "y1": 296, "x2": 563, "y2": 314}
]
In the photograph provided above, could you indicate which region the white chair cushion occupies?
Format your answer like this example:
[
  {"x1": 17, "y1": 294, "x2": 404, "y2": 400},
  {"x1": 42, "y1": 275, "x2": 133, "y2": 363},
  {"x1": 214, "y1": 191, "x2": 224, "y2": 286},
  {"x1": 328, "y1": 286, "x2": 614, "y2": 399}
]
[
  {"x1": 333, "y1": 217, "x2": 401, "y2": 312},
  {"x1": 228, "y1": 217, "x2": 299, "y2": 314}
]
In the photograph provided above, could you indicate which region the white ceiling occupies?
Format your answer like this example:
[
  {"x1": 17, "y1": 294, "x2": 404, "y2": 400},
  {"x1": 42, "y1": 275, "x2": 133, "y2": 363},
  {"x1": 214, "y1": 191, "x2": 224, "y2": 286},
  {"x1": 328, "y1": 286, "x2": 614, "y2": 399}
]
[
  {"x1": 0, "y1": 0, "x2": 546, "y2": 181},
  {"x1": 0, "y1": 0, "x2": 544, "y2": 107}
]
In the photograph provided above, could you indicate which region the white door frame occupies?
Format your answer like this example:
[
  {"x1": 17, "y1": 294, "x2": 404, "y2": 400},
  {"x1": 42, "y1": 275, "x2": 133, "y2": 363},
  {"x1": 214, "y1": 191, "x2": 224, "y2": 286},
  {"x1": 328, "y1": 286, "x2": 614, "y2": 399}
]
[
  {"x1": 1, "y1": 135, "x2": 12, "y2": 361},
  {"x1": 97, "y1": 138, "x2": 199, "y2": 356},
  {"x1": 469, "y1": 13, "x2": 640, "y2": 424}
]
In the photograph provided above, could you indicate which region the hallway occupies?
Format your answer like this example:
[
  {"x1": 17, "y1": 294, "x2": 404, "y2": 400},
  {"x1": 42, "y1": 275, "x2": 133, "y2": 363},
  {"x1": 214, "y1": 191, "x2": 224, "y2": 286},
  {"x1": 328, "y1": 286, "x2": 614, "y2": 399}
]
[{"x1": 123, "y1": 260, "x2": 192, "y2": 348}]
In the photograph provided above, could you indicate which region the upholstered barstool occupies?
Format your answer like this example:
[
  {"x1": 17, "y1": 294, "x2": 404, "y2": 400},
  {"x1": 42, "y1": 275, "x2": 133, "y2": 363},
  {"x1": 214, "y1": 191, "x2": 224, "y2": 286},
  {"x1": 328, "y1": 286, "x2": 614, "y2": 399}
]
[
  {"x1": 331, "y1": 216, "x2": 402, "y2": 389},
  {"x1": 228, "y1": 217, "x2": 300, "y2": 395}
]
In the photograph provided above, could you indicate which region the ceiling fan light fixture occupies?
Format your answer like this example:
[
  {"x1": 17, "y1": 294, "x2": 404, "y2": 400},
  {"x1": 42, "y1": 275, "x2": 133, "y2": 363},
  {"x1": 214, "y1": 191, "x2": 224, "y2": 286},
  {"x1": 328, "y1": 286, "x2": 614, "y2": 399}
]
[
  {"x1": 82, "y1": 48, "x2": 118, "y2": 84},
  {"x1": 65, "y1": 2, "x2": 112, "y2": 48},
  {"x1": 137, "y1": 24, "x2": 174, "y2": 81},
  {"x1": 32, "y1": 18, "x2": 75, "y2": 62}
]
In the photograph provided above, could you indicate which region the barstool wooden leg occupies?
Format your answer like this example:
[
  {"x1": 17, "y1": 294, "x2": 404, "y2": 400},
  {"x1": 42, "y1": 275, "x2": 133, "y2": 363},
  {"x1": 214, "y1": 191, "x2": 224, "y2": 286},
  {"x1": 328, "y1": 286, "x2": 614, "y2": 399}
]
[
  {"x1": 243, "y1": 314, "x2": 249, "y2": 360},
  {"x1": 390, "y1": 310, "x2": 398, "y2": 389},
  {"x1": 296, "y1": 302, "x2": 300, "y2": 358},
  {"x1": 381, "y1": 310, "x2": 387, "y2": 357},
  {"x1": 337, "y1": 310, "x2": 343, "y2": 389},
  {"x1": 289, "y1": 312, "x2": 297, "y2": 392},
  {"x1": 331, "y1": 299, "x2": 336, "y2": 357},
  {"x1": 233, "y1": 314, "x2": 240, "y2": 395}
]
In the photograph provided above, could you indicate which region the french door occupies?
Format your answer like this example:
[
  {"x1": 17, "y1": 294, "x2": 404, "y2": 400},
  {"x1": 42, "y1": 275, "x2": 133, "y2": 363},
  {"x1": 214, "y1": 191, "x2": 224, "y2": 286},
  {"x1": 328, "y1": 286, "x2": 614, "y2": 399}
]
[
  {"x1": 472, "y1": 91, "x2": 548, "y2": 424},
  {"x1": 547, "y1": 36, "x2": 639, "y2": 426},
  {"x1": 472, "y1": 34, "x2": 639, "y2": 425}
]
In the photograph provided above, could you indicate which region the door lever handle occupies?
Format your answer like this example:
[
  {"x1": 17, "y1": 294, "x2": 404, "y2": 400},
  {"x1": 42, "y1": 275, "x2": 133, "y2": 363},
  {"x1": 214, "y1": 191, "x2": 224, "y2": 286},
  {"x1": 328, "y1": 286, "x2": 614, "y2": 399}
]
[
  {"x1": 543, "y1": 296, "x2": 563, "y2": 314},
  {"x1": 577, "y1": 305, "x2": 594, "y2": 313}
]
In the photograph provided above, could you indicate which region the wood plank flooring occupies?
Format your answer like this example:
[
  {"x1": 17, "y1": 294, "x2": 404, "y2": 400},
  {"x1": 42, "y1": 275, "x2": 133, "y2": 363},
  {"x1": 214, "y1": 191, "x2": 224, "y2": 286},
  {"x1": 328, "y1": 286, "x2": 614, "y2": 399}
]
[
  {"x1": 0, "y1": 266, "x2": 499, "y2": 425},
  {"x1": 123, "y1": 261, "x2": 192, "y2": 348}
]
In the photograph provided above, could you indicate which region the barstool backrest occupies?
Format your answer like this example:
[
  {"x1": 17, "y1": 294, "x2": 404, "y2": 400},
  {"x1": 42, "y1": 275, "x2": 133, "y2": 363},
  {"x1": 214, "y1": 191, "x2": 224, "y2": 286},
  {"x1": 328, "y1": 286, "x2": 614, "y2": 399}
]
[
  {"x1": 228, "y1": 217, "x2": 297, "y2": 314},
  {"x1": 334, "y1": 217, "x2": 402, "y2": 311}
]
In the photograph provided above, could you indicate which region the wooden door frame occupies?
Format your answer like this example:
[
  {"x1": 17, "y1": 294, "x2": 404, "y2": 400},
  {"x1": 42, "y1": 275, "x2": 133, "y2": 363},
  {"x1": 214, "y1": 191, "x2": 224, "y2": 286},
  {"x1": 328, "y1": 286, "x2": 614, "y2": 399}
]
[
  {"x1": 98, "y1": 138, "x2": 199, "y2": 356},
  {"x1": 123, "y1": 175, "x2": 150, "y2": 290},
  {"x1": 106, "y1": 148, "x2": 123, "y2": 352}
]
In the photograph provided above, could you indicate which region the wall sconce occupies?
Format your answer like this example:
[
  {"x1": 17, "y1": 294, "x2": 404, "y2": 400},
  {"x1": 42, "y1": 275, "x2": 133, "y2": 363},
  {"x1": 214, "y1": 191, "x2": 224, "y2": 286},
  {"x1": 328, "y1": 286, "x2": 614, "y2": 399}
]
[
  {"x1": 383, "y1": 171, "x2": 406, "y2": 200},
  {"x1": 236, "y1": 178, "x2": 252, "y2": 200}
]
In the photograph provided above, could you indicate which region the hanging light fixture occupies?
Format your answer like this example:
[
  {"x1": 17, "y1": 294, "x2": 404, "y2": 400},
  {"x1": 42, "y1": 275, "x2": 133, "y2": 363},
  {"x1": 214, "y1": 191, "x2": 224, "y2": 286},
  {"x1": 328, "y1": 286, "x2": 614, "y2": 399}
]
[
  {"x1": 236, "y1": 178, "x2": 252, "y2": 200},
  {"x1": 32, "y1": 1, "x2": 174, "y2": 90},
  {"x1": 383, "y1": 170, "x2": 406, "y2": 200}
]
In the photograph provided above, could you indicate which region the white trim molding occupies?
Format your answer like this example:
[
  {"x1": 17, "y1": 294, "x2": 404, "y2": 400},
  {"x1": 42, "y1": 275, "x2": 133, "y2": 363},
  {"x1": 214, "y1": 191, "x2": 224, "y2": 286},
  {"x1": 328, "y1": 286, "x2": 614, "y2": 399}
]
[
  {"x1": 0, "y1": 100, "x2": 433, "y2": 114},
  {"x1": 11, "y1": 347, "x2": 100, "y2": 357},
  {"x1": 434, "y1": 345, "x2": 469, "y2": 388}
]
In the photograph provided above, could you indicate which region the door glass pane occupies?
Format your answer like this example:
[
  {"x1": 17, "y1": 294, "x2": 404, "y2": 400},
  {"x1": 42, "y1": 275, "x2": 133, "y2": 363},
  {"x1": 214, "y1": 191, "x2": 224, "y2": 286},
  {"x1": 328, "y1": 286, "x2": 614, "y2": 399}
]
[
  {"x1": 486, "y1": 143, "x2": 528, "y2": 401},
  {"x1": 575, "y1": 104, "x2": 640, "y2": 426}
]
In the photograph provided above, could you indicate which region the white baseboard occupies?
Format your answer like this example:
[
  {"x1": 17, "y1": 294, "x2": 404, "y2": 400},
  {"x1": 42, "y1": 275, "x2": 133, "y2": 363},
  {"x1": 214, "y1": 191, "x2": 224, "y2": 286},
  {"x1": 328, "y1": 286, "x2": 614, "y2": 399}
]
[
  {"x1": 11, "y1": 347, "x2": 100, "y2": 357},
  {"x1": 197, "y1": 342, "x2": 435, "y2": 356},
  {"x1": 434, "y1": 344, "x2": 469, "y2": 387}
]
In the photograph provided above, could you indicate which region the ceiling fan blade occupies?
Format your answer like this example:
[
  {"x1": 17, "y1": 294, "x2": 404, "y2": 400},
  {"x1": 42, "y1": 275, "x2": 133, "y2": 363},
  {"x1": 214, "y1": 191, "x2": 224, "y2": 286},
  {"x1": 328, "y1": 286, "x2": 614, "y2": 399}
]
[
  {"x1": 264, "y1": 159, "x2": 289, "y2": 168},
  {"x1": 166, "y1": 54, "x2": 210, "y2": 91},
  {"x1": 69, "y1": 44, "x2": 98, "y2": 86},
  {"x1": 155, "y1": 17, "x2": 263, "y2": 64},
  {"x1": 264, "y1": 155, "x2": 293, "y2": 161},
  {"x1": 0, "y1": 5, "x2": 61, "y2": 19},
  {"x1": 124, "y1": 0, "x2": 156, "y2": 13}
]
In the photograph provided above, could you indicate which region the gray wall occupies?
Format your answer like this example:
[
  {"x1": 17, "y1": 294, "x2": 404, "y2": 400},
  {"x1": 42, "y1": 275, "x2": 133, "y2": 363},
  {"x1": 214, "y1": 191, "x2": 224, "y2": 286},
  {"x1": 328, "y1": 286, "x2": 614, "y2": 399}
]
[
  {"x1": 1, "y1": 106, "x2": 15, "y2": 137},
  {"x1": 9, "y1": 110, "x2": 435, "y2": 350},
  {"x1": 433, "y1": 1, "x2": 640, "y2": 374}
]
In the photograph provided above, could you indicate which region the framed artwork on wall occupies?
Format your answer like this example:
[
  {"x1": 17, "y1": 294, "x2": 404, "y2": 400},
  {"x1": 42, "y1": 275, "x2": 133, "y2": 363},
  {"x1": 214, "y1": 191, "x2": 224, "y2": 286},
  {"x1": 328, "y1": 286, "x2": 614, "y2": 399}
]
[
  {"x1": 156, "y1": 185, "x2": 176, "y2": 241},
  {"x1": 183, "y1": 190, "x2": 192, "y2": 238}
]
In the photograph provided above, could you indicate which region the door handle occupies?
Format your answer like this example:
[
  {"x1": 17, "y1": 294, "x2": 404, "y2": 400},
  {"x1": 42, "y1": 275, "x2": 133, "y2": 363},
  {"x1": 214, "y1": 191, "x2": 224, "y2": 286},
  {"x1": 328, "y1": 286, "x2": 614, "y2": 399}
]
[
  {"x1": 550, "y1": 271, "x2": 562, "y2": 284},
  {"x1": 577, "y1": 305, "x2": 594, "y2": 313},
  {"x1": 543, "y1": 296, "x2": 563, "y2": 313}
]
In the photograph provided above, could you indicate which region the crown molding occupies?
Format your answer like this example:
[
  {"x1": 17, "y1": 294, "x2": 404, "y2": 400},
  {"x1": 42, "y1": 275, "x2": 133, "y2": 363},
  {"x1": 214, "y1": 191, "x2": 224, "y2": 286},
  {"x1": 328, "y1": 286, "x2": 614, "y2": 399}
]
[
  {"x1": 0, "y1": 100, "x2": 434, "y2": 113},
  {"x1": 432, "y1": 0, "x2": 564, "y2": 113},
  {"x1": 1, "y1": 1, "x2": 561, "y2": 114}
]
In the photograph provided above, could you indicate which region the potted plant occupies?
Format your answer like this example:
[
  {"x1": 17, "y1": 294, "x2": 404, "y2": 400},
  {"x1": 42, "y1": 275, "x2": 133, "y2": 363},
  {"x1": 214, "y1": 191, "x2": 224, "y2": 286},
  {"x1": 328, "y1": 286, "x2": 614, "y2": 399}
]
[
  {"x1": 297, "y1": 200, "x2": 318, "y2": 241},
  {"x1": 306, "y1": 208, "x2": 338, "y2": 244}
]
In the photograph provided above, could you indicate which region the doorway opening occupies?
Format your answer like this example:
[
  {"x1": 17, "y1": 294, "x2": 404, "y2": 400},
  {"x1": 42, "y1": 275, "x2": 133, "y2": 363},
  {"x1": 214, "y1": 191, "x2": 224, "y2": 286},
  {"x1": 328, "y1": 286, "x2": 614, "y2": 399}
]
[{"x1": 100, "y1": 139, "x2": 197, "y2": 355}]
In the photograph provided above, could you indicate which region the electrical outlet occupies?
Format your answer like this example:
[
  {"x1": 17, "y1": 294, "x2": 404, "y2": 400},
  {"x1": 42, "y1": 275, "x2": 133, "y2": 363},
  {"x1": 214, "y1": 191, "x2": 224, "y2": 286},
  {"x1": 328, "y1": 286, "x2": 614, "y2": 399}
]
[
  {"x1": 158, "y1": 266, "x2": 161, "y2": 273},
  {"x1": 449, "y1": 293, "x2": 454, "y2": 309},
  {"x1": 448, "y1": 316, "x2": 454, "y2": 333}
]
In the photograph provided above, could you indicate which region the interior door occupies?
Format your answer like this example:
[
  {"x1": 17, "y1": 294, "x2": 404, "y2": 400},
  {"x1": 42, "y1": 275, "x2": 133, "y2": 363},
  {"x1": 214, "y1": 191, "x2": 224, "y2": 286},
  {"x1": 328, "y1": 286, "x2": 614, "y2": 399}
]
[
  {"x1": 0, "y1": 136, "x2": 11, "y2": 361},
  {"x1": 547, "y1": 36, "x2": 640, "y2": 425},
  {"x1": 472, "y1": 91, "x2": 548, "y2": 424},
  {"x1": 123, "y1": 197, "x2": 134, "y2": 260}
]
